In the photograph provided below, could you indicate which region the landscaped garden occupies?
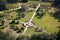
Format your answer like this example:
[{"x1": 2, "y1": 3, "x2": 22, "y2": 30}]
[{"x1": 0, "y1": 0, "x2": 60, "y2": 40}]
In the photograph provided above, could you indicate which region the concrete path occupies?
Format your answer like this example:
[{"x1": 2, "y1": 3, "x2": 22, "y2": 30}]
[
  {"x1": 29, "y1": 3, "x2": 41, "y2": 23},
  {"x1": 22, "y1": 27, "x2": 28, "y2": 35}
]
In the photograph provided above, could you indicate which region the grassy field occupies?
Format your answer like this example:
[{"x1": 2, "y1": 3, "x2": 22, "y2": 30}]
[{"x1": 19, "y1": 11, "x2": 60, "y2": 35}]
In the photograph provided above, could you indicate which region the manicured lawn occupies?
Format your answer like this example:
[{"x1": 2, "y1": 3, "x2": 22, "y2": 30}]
[
  {"x1": 33, "y1": 13, "x2": 59, "y2": 33},
  {"x1": 19, "y1": 11, "x2": 60, "y2": 35}
]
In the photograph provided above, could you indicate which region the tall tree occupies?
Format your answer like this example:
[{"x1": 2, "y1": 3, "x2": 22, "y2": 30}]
[
  {"x1": 52, "y1": 0, "x2": 60, "y2": 7},
  {"x1": 18, "y1": 0, "x2": 28, "y2": 3},
  {"x1": 0, "y1": 0, "x2": 7, "y2": 11},
  {"x1": 7, "y1": 0, "x2": 17, "y2": 3}
]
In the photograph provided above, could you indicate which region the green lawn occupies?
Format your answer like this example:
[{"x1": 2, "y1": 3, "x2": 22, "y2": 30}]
[
  {"x1": 33, "y1": 13, "x2": 59, "y2": 33},
  {"x1": 19, "y1": 11, "x2": 60, "y2": 35}
]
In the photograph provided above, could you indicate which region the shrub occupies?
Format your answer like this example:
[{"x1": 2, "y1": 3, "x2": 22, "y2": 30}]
[{"x1": 21, "y1": 27, "x2": 24, "y2": 30}]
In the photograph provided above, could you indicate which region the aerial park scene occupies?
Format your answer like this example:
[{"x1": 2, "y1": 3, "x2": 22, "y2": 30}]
[{"x1": 0, "y1": 0, "x2": 60, "y2": 40}]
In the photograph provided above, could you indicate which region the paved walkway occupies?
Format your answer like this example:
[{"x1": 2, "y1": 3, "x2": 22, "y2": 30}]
[{"x1": 29, "y1": 3, "x2": 41, "y2": 22}]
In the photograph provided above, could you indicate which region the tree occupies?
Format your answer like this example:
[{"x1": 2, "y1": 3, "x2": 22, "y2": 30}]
[
  {"x1": 36, "y1": 8, "x2": 44, "y2": 18},
  {"x1": 52, "y1": 10, "x2": 60, "y2": 21},
  {"x1": 0, "y1": 0, "x2": 7, "y2": 11},
  {"x1": 16, "y1": 33, "x2": 57, "y2": 40},
  {"x1": 7, "y1": 0, "x2": 17, "y2": 3},
  {"x1": 30, "y1": 33, "x2": 56, "y2": 40},
  {"x1": 30, "y1": 34, "x2": 44, "y2": 40},
  {"x1": 56, "y1": 27, "x2": 60, "y2": 40},
  {"x1": 16, "y1": 9, "x2": 25, "y2": 20},
  {"x1": 52, "y1": 0, "x2": 60, "y2": 8},
  {"x1": 0, "y1": 31, "x2": 16, "y2": 40},
  {"x1": 16, "y1": 35, "x2": 29, "y2": 40},
  {"x1": 18, "y1": 0, "x2": 28, "y2": 3},
  {"x1": 29, "y1": 0, "x2": 39, "y2": 1}
]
